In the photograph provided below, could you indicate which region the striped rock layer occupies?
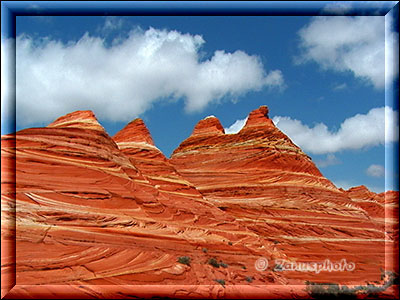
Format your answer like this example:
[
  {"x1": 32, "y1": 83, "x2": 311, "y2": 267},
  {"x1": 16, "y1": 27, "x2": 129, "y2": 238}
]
[
  {"x1": 170, "y1": 106, "x2": 398, "y2": 286},
  {"x1": 1, "y1": 107, "x2": 398, "y2": 298},
  {"x1": 1, "y1": 111, "x2": 291, "y2": 297}
]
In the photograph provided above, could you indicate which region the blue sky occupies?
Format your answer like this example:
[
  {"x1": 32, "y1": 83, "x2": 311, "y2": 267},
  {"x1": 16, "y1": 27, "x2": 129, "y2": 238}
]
[{"x1": 1, "y1": 3, "x2": 399, "y2": 193}]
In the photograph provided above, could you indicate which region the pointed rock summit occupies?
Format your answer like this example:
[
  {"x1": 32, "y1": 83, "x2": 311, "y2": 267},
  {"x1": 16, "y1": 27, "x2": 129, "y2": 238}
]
[
  {"x1": 113, "y1": 118, "x2": 165, "y2": 165},
  {"x1": 113, "y1": 118, "x2": 155, "y2": 146},
  {"x1": 171, "y1": 104, "x2": 329, "y2": 178},
  {"x1": 242, "y1": 105, "x2": 275, "y2": 130},
  {"x1": 47, "y1": 110, "x2": 105, "y2": 131},
  {"x1": 168, "y1": 106, "x2": 391, "y2": 287},
  {"x1": 346, "y1": 185, "x2": 383, "y2": 203},
  {"x1": 345, "y1": 185, "x2": 391, "y2": 218},
  {"x1": 111, "y1": 117, "x2": 235, "y2": 227},
  {"x1": 2, "y1": 105, "x2": 396, "y2": 296},
  {"x1": 170, "y1": 105, "x2": 358, "y2": 217},
  {"x1": 192, "y1": 116, "x2": 225, "y2": 136}
]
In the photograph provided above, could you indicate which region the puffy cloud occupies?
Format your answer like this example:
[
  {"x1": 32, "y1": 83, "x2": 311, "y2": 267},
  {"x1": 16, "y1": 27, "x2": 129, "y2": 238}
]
[
  {"x1": 366, "y1": 164, "x2": 385, "y2": 177},
  {"x1": 322, "y1": 1, "x2": 397, "y2": 15},
  {"x1": 322, "y1": 2, "x2": 353, "y2": 14},
  {"x1": 1, "y1": 37, "x2": 15, "y2": 133},
  {"x1": 14, "y1": 27, "x2": 284, "y2": 126},
  {"x1": 223, "y1": 106, "x2": 398, "y2": 154},
  {"x1": 224, "y1": 117, "x2": 248, "y2": 134},
  {"x1": 385, "y1": 13, "x2": 399, "y2": 90},
  {"x1": 315, "y1": 154, "x2": 341, "y2": 168},
  {"x1": 297, "y1": 16, "x2": 398, "y2": 89},
  {"x1": 102, "y1": 16, "x2": 124, "y2": 32},
  {"x1": 272, "y1": 106, "x2": 398, "y2": 154}
]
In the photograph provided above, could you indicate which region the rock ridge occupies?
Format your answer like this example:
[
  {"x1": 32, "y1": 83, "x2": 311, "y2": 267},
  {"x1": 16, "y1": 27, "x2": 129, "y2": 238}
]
[
  {"x1": 47, "y1": 110, "x2": 105, "y2": 131},
  {"x1": 1, "y1": 106, "x2": 398, "y2": 298},
  {"x1": 192, "y1": 116, "x2": 225, "y2": 136}
]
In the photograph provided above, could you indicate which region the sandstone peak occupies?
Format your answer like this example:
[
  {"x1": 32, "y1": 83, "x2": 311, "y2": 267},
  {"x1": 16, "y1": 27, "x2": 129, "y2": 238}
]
[
  {"x1": 3, "y1": 106, "x2": 396, "y2": 297},
  {"x1": 47, "y1": 110, "x2": 105, "y2": 131},
  {"x1": 242, "y1": 105, "x2": 275, "y2": 130},
  {"x1": 113, "y1": 118, "x2": 155, "y2": 146},
  {"x1": 347, "y1": 185, "x2": 370, "y2": 193},
  {"x1": 172, "y1": 105, "x2": 328, "y2": 181},
  {"x1": 192, "y1": 116, "x2": 225, "y2": 136},
  {"x1": 345, "y1": 185, "x2": 383, "y2": 203}
]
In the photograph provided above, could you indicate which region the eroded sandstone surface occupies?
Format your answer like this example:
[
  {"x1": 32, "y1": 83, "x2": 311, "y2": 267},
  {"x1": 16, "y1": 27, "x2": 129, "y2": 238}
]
[
  {"x1": 1, "y1": 107, "x2": 398, "y2": 299},
  {"x1": 170, "y1": 106, "x2": 398, "y2": 291}
]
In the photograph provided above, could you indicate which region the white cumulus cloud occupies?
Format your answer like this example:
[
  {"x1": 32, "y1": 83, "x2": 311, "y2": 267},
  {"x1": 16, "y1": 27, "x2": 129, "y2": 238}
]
[
  {"x1": 1, "y1": 37, "x2": 15, "y2": 133},
  {"x1": 322, "y1": 1, "x2": 397, "y2": 15},
  {"x1": 297, "y1": 16, "x2": 398, "y2": 89},
  {"x1": 366, "y1": 164, "x2": 385, "y2": 177},
  {"x1": 12, "y1": 27, "x2": 284, "y2": 126},
  {"x1": 224, "y1": 117, "x2": 248, "y2": 134},
  {"x1": 315, "y1": 154, "x2": 341, "y2": 168},
  {"x1": 322, "y1": 2, "x2": 354, "y2": 14},
  {"x1": 102, "y1": 16, "x2": 125, "y2": 32},
  {"x1": 272, "y1": 106, "x2": 398, "y2": 154}
]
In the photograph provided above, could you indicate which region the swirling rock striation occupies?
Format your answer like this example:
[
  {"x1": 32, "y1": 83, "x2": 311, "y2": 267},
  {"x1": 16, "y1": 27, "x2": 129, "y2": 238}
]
[
  {"x1": 1, "y1": 107, "x2": 398, "y2": 298},
  {"x1": 170, "y1": 106, "x2": 397, "y2": 286},
  {"x1": 1, "y1": 110, "x2": 288, "y2": 296}
]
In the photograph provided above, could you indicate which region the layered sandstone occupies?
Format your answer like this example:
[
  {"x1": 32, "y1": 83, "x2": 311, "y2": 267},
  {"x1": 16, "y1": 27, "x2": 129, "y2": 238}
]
[
  {"x1": 170, "y1": 106, "x2": 394, "y2": 286},
  {"x1": 1, "y1": 107, "x2": 398, "y2": 299},
  {"x1": 112, "y1": 118, "x2": 255, "y2": 233},
  {"x1": 1, "y1": 111, "x2": 290, "y2": 298},
  {"x1": 192, "y1": 116, "x2": 225, "y2": 136},
  {"x1": 346, "y1": 185, "x2": 385, "y2": 218},
  {"x1": 47, "y1": 110, "x2": 106, "y2": 131}
]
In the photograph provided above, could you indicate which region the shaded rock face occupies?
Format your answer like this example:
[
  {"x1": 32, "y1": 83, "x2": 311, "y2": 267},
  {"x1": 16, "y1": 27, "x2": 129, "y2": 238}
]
[{"x1": 1, "y1": 106, "x2": 398, "y2": 298}]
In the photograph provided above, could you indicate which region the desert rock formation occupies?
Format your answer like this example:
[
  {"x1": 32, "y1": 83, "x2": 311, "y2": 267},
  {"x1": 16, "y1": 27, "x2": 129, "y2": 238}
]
[
  {"x1": 1, "y1": 107, "x2": 398, "y2": 298},
  {"x1": 170, "y1": 106, "x2": 397, "y2": 286}
]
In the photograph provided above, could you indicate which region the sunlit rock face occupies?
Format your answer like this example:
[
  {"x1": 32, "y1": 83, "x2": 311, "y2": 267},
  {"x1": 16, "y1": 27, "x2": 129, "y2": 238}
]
[
  {"x1": 192, "y1": 116, "x2": 226, "y2": 136},
  {"x1": 344, "y1": 187, "x2": 399, "y2": 276},
  {"x1": 1, "y1": 107, "x2": 398, "y2": 298},
  {"x1": 1, "y1": 110, "x2": 288, "y2": 294},
  {"x1": 112, "y1": 117, "x2": 246, "y2": 230},
  {"x1": 47, "y1": 110, "x2": 106, "y2": 131},
  {"x1": 170, "y1": 106, "x2": 396, "y2": 285}
]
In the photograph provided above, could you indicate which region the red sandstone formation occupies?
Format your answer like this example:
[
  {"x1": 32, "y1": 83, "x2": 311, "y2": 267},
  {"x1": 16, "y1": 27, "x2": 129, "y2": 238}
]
[
  {"x1": 170, "y1": 106, "x2": 398, "y2": 289},
  {"x1": 48, "y1": 110, "x2": 106, "y2": 131},
  {"x1": 1, "y1": 107, "x2": 398, "y2": 299},
  {"x1": 1, "y1": 110, "x2": 287, "y2": 298},
  {"x1": 192, "y1": 116, "x2": 225, "y2": 136},
  {"x1": 113, "y1": 118, "x2": 155, "y2": 145}
]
